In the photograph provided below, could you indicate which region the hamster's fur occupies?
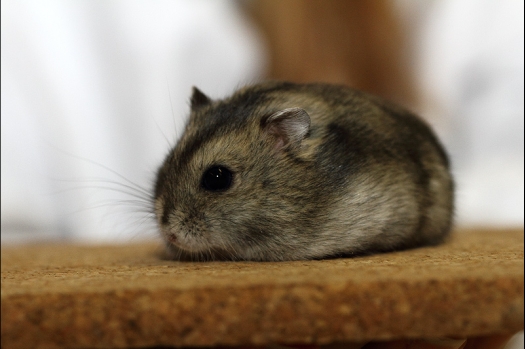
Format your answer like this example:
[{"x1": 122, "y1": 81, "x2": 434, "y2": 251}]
[{"x1": 154, "y1": 82, "x2": 454, "y2": 261}]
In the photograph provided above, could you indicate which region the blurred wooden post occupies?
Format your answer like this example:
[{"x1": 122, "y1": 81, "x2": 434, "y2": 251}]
[{"x1": 245, "y1": 0, "x2": 419, "y2": 109}]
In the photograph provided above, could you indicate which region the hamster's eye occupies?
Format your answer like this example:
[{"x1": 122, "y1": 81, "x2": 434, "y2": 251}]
[{"x1": 201, "y1": 166, "x2": 233, "y2": 191}]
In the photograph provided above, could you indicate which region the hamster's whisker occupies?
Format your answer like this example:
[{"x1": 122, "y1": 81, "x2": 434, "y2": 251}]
[
  {"x1": 50, "y1": 177, "x2": 153, "y2": 200},
  {"x1": 121, "y1": 215, "x2": 158, "y2": 242},
  {"x1": 226, "y1": 240, "x2": 240, "y2": 261},
  {"x1": 94, "y1": 177, "x2": 153, "y2": 200},
  {"x1": 51, "y1": 185, "x2": 152, "y2": 203},
  {"x1": 62, "y1": 200, "x2": 153, "y2": 215},
  {"x1": 217, "y1": 238, "x2": 238, "y2": 261},
  {"x1": 173, "y1": 247, "x2": 183, "y2": 261},
  {"x1": 208, "y1": 247, "x2": 216, "y2": 261},
  {"x1": 152, "y1": 112, "x2": 172, "y2": 148},
  {"x1": 166, "y1": 78, "x2": 180, "y2": 142},
  {"x1": 49, "y1": 147, "x2": 152, "y2": 197},
  {"x1": 94, "y1": 198, "x2": 155, "y2": 211}
]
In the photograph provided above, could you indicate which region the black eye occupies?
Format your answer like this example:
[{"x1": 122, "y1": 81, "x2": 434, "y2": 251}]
[{"x1": 201, "y1": 166, "x2": 233, "y2": 191}]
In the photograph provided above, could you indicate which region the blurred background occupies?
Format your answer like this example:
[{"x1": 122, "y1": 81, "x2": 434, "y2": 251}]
[
  {"x1": 1, "y1": 1, "x2": 523, "y2": 347},
  {"x1": 2, "y1": 0, "x2": 523, "y2": 240}
]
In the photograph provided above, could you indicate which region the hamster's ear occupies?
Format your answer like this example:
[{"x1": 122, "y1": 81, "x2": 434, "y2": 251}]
[
  {"x1": 190, "y1": 86, "x2": 212, "y2": 110},
  {"x1": 263, "y1": 107, "x2": 311, "y2": 150}
]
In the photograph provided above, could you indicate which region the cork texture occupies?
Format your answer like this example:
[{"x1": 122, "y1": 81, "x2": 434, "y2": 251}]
[{"x1": 1, "y1": 228, "x2": 523, "y2": 349}]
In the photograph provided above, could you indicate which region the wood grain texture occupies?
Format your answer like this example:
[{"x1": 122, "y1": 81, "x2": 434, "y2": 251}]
[{"x1": 2, "y1": 228, "x2": 523, "y2": 349}]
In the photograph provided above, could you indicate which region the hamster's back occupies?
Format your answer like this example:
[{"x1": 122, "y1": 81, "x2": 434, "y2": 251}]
[{"x1": 233, "y1": 82, "x2": 454, "y2": 255}]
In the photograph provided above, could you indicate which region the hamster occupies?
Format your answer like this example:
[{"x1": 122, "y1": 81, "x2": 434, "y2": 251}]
[{"x1": 153, "y1": 82, "x2": 454, "y2": 261}]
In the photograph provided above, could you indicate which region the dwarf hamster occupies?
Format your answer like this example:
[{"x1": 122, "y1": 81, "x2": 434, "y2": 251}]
[{"x1": 154, "y1": 82, "x2": 454, "y2": 261}]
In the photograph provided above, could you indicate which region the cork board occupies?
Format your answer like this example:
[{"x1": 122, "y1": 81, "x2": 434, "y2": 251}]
[{"x1": 1, "y1": 228, "x2": 523, "y2": 349}]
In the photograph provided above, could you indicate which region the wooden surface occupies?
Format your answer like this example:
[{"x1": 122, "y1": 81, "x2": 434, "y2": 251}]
[{"x1": 1, "y1": 228, "x2": 523, "y2": 349}]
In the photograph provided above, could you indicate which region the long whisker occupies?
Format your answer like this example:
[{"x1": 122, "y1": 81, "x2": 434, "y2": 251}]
[
  {"x1": 67, "y1": 176, "x2": 153, "y2": 199},
  {"x1": 51, "y1": 184, "x2": 152, "y2": 203},
  {"x1": 166, "y1": 78, "x2": 180, "y2": 140},
  {"x1": 46, "y1": 144, "x2": 152, "y2": 197}
]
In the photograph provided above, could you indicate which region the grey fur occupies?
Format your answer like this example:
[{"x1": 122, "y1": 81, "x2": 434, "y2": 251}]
[{"x1": 154, "y1": 82, "x2": 454, "y2": 261}]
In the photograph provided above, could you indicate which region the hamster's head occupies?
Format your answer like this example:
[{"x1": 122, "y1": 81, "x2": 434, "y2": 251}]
[{"x1": 153, "y1": 86, "x2": 314, "y2": 261}]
